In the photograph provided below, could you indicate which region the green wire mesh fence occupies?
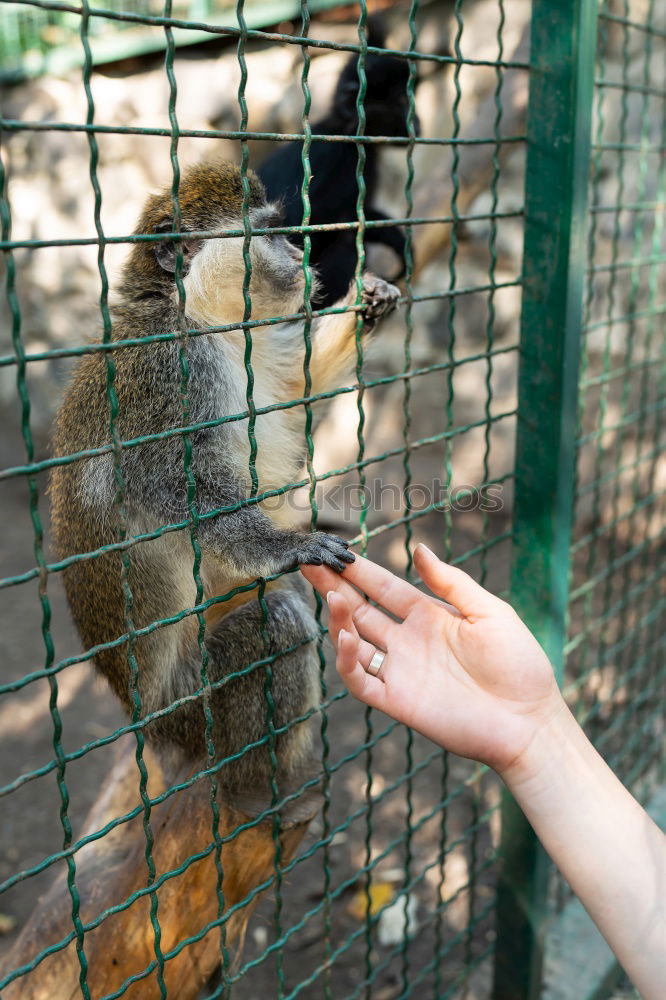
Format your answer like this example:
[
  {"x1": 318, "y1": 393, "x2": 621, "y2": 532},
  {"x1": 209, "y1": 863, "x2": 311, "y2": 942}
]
[
  {"x1": 0, "y1": 0, "x2": 664, "y2": 998},
  {"x1": 568, "y1": 0, "x2": 665, "y2": 804},
  {"x1": 561, "y1": 0, "x2": 666, "y2": 910},
  {"x1": 0, "y1": 0, "x2": 346, "y2": 81}
]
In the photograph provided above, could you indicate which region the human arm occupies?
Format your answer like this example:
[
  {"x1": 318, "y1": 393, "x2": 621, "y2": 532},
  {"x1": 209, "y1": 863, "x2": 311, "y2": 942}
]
[{"x1": 301, "y1": 544, "x2": 666, "y2": 999}]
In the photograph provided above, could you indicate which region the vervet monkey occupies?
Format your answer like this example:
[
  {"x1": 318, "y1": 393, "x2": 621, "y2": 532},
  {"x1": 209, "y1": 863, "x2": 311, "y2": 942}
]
[{"x1": 50, "y1": 161, "x2": 399, "y2": 812}]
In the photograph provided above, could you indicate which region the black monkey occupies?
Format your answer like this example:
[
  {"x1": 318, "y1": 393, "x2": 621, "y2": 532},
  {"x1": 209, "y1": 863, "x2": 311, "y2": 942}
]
[{"x1": 258, "y1": 19, "x2": 420, "y2": 307}]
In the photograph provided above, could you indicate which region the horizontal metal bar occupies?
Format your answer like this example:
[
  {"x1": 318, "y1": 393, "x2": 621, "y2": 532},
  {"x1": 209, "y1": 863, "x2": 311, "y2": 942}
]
[
  {"x1": 10, "y1": 563, "x2": 484, "y2": 806},
  {"x1": 0, "y1": 116, "x2": 527, "y2": 152},
  {"x1": 0, "y1": 417, "x2": 516, "y2": 596},
  {"x1": 621, "y1": 700, "x2": 666, "y2": 786},
  {"x1": 564, "y1": 563, "x2": 663, "y2": 656},
  {"x1": 575, "y1": 444, "x2": 664, "y2": 498},
  {"x1": 598, "y1": 658, "x2": 666, "y2": 757},
  {"x1": 0, "y1": 714, "x2": 401, "y2": 968},
  {"x1": 357, "y1": 513, "x2": 513, "y2": 552},
  {"x1": 577, "y1": 398, "x2": 666, "y2": 445},
  {"x1": 0, "y1": 304, "x2": 353, "y2": 368},
  {"x1": 1, "y1": 0, "x2": 532, "y2": 70},
  {"x1": 0, "y1": 0, "x2": 349, "y2": 82},
  {"x1": 584, "y1": 302, "x2": 666, "y2": 332},
  {"x1": 595, "y1": 78, "x2": 666, "y2": 99},
  {"x1": 343, "y1": 877, "x2": 495, "y2": 1000},
  {"x1": 571, "y1": 490, "x2": 664, "y2": 554},
  {"x1": 272, "y1": 818, "x2": 497, "y2": 1000},
  {"x1": 0, "y1": 712, "x2": 396, "y2": 891},
  {"x1": 568, "y1": 533, "x2": 658, "y2": 602},
  {"x1": 14, "y1": 751, "x2": 489, "y2": 995},
  {"x1": 392, "y1": 933, "x2": 495, "y2": 1000},
  {"x1": 0, "y1": 741, "x2": 469, "y2": 988},
  {"x1": 0, "y1": 682, "x2": 346, "y2": 800},
  {"x1": 591, "y1": 141, "x2": 666, "y2": 153},
  {"x1": 0, "y1": 207, "x2": 524, "y2": 254},
  {"x1": 597, "y1": 10, "x2": 666, "y2": 39},
  {"x1": 588, "y1": 200, "x2": 665, "y2": 215},
  {"x1": 588, "y1": 252, "x2": 666, "y2": 275},
  {"x1": 0, "y1": 467, "x2": 515, "y2": 692},
  {"x1": 579, "y1": 354, "x2": 662, "y2": 389},
  {"x1": 0, "y1": 278, "x2": 523, "y2": 369},
  {"x1": 563, "y1": 600, "x2": 665, "y2": 699},
  {"x1": 0, "y1": 343, "x2": 520, "y2": 481}
]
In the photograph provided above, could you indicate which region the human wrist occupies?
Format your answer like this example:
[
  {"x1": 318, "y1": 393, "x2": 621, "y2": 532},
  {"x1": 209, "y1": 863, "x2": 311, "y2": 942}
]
[{"x1": 497, "y1": 695, "x2": 581, "y2": 796}]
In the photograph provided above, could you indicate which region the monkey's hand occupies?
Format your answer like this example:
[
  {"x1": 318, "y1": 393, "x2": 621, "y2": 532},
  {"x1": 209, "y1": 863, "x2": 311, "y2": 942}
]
[
  {"x1": 281, "y1": 531, "x2": 355, "y2": 574},
  {"x1": 359, "y1": 275, "x2": 400, "y2": 333}
]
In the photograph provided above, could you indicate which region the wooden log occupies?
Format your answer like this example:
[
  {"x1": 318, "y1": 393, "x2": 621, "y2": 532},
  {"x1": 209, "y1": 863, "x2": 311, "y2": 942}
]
[{"x1": 0, "y1": 742, "x2": 316, "y2": 999}]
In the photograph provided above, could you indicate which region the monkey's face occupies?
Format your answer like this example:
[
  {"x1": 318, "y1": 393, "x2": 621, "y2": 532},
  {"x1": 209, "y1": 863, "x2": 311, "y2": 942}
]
[
  {"x1": 138, "y1": 162, "x2": 309, "y2": 328},
  {"x1": 177, "y1": 203, "x2": 308, "y2": 329}
]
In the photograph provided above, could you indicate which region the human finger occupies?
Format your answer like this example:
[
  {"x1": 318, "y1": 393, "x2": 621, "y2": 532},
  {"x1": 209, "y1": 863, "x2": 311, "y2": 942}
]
[
  {"x1": 331, "y1": 553, "x2": 425, "y2": 619},
  {"x1": 302, "y1": 562, "x2": 397, "y2": 646},
  {"x1": 336, "y1": 629, "x2": 387, "y2": 710},
  {"x1": 327, "y1": 590, "x2": 379, "y2": 670},
  {"x1": 413, "y1": 544, "x2": 500, "y2": 619},
  {"x1": 301, "y1": 562, "x2": 345, "y2": 596}
]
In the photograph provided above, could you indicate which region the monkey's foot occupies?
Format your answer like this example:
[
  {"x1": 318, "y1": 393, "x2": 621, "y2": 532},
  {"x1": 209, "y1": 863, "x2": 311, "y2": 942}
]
[
  {"x1": 285, "y1": 531, "x2": 355, "y2": 574},
  {"x1": 360, "y1": 274, "x2": 400, "y2": 332}
]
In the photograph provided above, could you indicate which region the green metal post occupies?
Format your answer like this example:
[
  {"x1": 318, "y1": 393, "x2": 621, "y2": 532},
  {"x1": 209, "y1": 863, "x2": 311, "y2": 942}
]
[{"x1": 492, "y1": 2, "x2": 598, "y2": 998}]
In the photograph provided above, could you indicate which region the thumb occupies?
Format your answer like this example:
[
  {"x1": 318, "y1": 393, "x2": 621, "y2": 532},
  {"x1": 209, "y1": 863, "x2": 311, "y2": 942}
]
[{"x1": 414, "y1": 544, "x2": 498, "y2": 620}]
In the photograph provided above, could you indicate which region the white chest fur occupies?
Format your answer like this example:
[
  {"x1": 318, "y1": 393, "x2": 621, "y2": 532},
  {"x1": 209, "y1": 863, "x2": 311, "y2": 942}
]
[{"x1": 199, "y1": 331, "x2": 304, "y2": 499}]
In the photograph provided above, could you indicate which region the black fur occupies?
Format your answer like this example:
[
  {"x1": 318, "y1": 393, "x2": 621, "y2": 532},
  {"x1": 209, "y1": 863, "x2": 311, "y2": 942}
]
[{"x1": 257, "y1": 19, "x2": 419, "y2": 307}]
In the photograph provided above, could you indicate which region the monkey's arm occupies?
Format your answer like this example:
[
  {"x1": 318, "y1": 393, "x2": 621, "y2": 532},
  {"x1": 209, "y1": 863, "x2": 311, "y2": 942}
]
[
  {"x1": 363, "y1": 207, "x2": 407, "y2": 276},
  {"x1": 364, "y1": 207, "x2": 406, "y2": 251},
  {"x1": 282, "y1": 274, "x2": 400, "y2": 398},
  {"x1": 203, "y1": 500, "x2": 353, "y2": 576},
  {"x1": 151, "y1": 459, "x2": 353, "y2": 577}
]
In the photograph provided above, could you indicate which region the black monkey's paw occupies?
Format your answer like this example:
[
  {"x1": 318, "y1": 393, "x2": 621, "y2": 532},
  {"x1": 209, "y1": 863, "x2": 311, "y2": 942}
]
[
  {"x1": 360, "y1": 274, "x2": 400, "y2": 332},
  {"x1": 285, "y1": 532, "x2": 356, "y2": 574}
]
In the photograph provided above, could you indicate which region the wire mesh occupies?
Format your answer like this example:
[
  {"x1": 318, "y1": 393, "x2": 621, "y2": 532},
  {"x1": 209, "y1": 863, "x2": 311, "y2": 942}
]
[
  {"x1": 561, "y1": 0, "x2": 666, "y2": 912},
  {"x1": 567, "y1": 0, "x2": 665, "y2": 801},
  {"x1": 0, "y1": 0, "x2": 663, "y2": 998}
]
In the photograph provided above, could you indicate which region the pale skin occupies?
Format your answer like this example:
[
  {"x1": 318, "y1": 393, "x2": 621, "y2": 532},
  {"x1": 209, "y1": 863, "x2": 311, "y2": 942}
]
[{"x1": 301, "y1": 543, "x2": 666, "y2": 1000}]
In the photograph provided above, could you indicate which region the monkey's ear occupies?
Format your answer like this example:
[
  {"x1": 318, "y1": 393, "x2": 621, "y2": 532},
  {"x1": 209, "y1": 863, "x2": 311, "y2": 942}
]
[{"x1": 153, "y1": 219, "x2": 200, "y2": 275}]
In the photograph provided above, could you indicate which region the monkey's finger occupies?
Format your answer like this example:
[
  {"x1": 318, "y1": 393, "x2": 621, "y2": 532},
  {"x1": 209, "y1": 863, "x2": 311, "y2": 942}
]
[
  {"x1": 324, "y1": 534, "x2": 351, "y2": 550},
  {"x1": 319, "y1": 535, "x2": 355, "y2": 564},
  {"x1": 320, "y1": 553, "x2": 351, "y2": 573},
  {"x1": 327, "y1": 590, "x2": 378, "y2": 667},
  {"x1": 336, "y1": 629, "x2": 388, "y2": 710}
]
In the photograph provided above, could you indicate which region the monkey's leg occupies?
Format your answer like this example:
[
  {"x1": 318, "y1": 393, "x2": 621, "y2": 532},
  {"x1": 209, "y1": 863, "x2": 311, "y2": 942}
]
[{"x1": 150, "y1": 584, "x2": 321, "y2": 818}]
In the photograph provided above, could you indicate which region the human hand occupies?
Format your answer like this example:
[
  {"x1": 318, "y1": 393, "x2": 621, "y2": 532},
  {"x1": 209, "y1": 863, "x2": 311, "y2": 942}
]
[{"x1": 301, "y1": 543, "x2": 565, "y2": 776}]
